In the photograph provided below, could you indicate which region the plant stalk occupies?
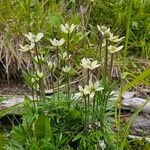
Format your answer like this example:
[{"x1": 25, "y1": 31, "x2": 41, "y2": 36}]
[
  {"x1": 56, "y1": 46, "x2": 60, "y2": 101},
  {"x1": 103, "y1": 39, "x2": 109, "y2": 83},
  {"x1": 109, "y1": 53, "x2": 114, "y2": 80}
]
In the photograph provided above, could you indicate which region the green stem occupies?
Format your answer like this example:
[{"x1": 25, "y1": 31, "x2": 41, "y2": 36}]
[
  {"x1": 93, "y1": 98, "x2": 96, "y2": 121},
  {"x1": 67, "y1": 73, "x2": 70, "y2": 101},
  {"x1": 103, "y1": 39, "x2": 108, "y2": 83},
  {"x1": 31, "y1": 86, "x2": 35, "y2": 110},
  {"x1": 50, "y1": 71, "x2": 55, "y2": 100},
  {"x1": 35, "y1": 43, "x2": 45, "y2": 108},
  {"x1": 116, "y1": 0, "x2": 132, "y2": 149},
  {"x1": 96, "y1": 96, "x2": 99, "y2": 118},
  {"x1": 99, "y1": 42, "x2": 102, "y2": 62},
  {"x1": 98, "y1": 42, "x2": 102, "y2": 80},
  {"x1": 109, "y1": 53, "x2": 114, "y2": 80},
  {"x1": 28, "y1": 51, "x2": 36, "y2": 110},
  {"x1": 56, "y1": 46, "x2": 60, "y2": 101},
  {"x1": 67, "y1": 33, "x2": 70, "y2": 103},
  {"x1": 84, "y1": 96, "x2": 87, "y2": 126},
  {"x1": 87, "y1": 69, "x2": 90, "y2": 122},
  {"x1": 67, "y1": 33, "x2": 70, "y2": 66}
]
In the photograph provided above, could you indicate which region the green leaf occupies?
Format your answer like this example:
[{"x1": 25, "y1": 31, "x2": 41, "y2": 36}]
[
  {"x1": 59, "y1": 132, "x2": 63, "y2": 142},
  {"x1": 0, "y1": 134, "x2": 6, "y2": 150},
  {"x1": 35, "y1": 114, "x2": 52, "y2": 140},
  {"x1": 122, "y1": 68, "x2": 150, "y2": 93},
  {"x1": 47, "y1": 13, "x2": 62, "y2": 27},
  {"x1": 82, "y1": 140, "x2": 86, "y2": 150},
  {"x1": 72, "y1": 133, "x2": 82, "y2": 142}
]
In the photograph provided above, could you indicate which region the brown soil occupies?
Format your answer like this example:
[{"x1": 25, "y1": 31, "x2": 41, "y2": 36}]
[{"x1": 0, "y1": 80, "x2": 30, "y2": 96}]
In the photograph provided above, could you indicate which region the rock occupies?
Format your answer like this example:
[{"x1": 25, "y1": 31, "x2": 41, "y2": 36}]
[
  {"x1": 0, "y1": 96, "x2": 26, "y2": 116},
  {"x1": 122, "y1": 97, "x2": 150, "y2": 114},
  {"x1": 128, "y1": 135, "x2": 150, "y2": 142},
  {"x1": 0, "y1": 96, "x2": 24, "y2": 110},
  {"x1": 126, "y1": 114, "x2": 150, "y2": 136},
  {"x1": 122, "y1": 91, "x2": 137, "y2": 99}
]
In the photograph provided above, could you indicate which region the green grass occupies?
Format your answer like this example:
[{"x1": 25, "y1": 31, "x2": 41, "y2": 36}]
[{"x1": 0, "y1": 0, "x2": 150, "y2": 149}]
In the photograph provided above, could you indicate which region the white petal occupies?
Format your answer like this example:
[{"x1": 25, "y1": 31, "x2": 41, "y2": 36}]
[
  {"x1": 58, "y1": 38, "x2": 65, "y2": 46},
  {"x1": 83, "y1": 86, "x2": 91, "y2": 95},
  {"x1": 70, "y1": 24, "x2": 76, "y2": 33},
  {"x1": 96, "y1": 87, "x2": 104, "y2": 91},
  {"x1": 91, "y1": 61, "x2": 100, "y2": 70},
  {"x1": 60, "y1": 24, "x2": 68, "y2": 34},
  {"x1": 92, "y1": 60, "x2": 98, "y2": 66},
  {"x1": 37, "y1": 71, "x2": 44, "y2": 78},
  {"x1": 88, "y1": 80, "x2": 93, "y2": 88},
  {"x1": 62, "y1": 52, "x2": 67, "y2": 59},
  {"x1": 25, "y1": 32, "x2": 34, "y2": 42},
  {"x1": 65, "y1": 23, "x2": 69, "y2": 29},
  {"x1": 35, "y1": 33, "x2": 44, "y2": 42},
  {"x1": 106, "y1": 28, "x2": 110, "y2": 33},
  {"x1": 74, "y1": 92, "x2": 82, "y2": 98},
  {"x1": 29, "y1": 43, "x2": 35, "y2": 49},
  {"x1": 94, "y1": 81, "x2": 100, "y2": 88},
  {"x1": 90, "y1": 92, "x2": 95, "y2": 99},
  {"x1": 97, "y1": 25, "x2": 100, "y2": 31},
  {"x1": 78, "y1": 85, "x2": 83, "y2": 92},
  {"x1": 49, "y1": 38, "x2": 65, "y2": 46},
  {"x1": 117, "y1": 45, "x2": 123, "y2": 51},
  {"x1": 19, "y1": 45, "x2": 30, "y2": 52}
]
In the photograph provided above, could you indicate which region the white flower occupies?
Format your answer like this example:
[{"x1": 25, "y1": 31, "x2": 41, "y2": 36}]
[
  {"x1": 95, "y1": 121, "x2": 101, "y2": 127},
  {"x1": 36, "y1": 71, "x2": 44, "y2": 78},
  {"x1": 62, "y1": 65, "x2": 71, "y2": 73},
  {"x1": 84, "y1": 81, "x2": 104, "y2": 99},
  {"x1": 109, "y1": 33, "x2": 125, "y2": 42},
  {"x1": 97, "y1": 25, "x2": 107, "y2": 33},
  {"x1": 97, "y1": 25, "x2": 111, "y2": 38},
  {"x1": 74, "y1": 85, "x2": 85, "y2": 98},
  {"x1": 108, "y1": 45, "x2": 123, "y2": 53},
  {"x1": 98, "y1": 140, "x2": 106, "y2": 150},
  {"x1": 60, "y1": 51, "x2": 67, "y2": 59},
  {"x1": 47, "y1": 61, "x2": 56, "y2": 70},
  {"x1": 74, "y1": 81, "x2": 103, "y2": 99},
  {"x1": 19, "y1": 43, "x2": 35, "y2": 52},
  {"x1": 33, "y1": 55, "x2": 44, "y2": 63},
  {"x1": 31, "y1": 77, "x2": 36, "y2": 83},
  {"x1": 25, "y1": 32, "x2": 44, "y2": 43},
  {"x1": 81, "y1": 58, "x2": 100, "y2": 70},
  {"x1": 49, "y1": 38, "x2": 65, "y2": 46},
  {"x1": 104, "y1": 28, "x2": 111, "y2": 38},
  {"x1": 59, "y1": 52, "x2": 71, "y2": 60},
  {"x1": 60, "y1": 23, "x2": 76, "y2": 34}
]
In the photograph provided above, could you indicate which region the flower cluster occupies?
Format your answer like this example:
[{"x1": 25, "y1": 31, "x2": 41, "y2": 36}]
[
  {"x1": 75, "y1": 80, "x2": 103, "y2": 99},
  {"x1": 62, "y1": 65, "x2": 71, "y2": 73},
  {"x1": 60, "y1": 23, "x2": 76, "y2": 34},
  {"x1": 98, "y1": 140, "x2": 106, "y2": 150},
  {"x1": 49, "y1": 38, "x2": 65, "y2": 47},
  {"x1": 97, "y1": 25, "x2": 111, "y2": 39},
  {"x1": 25, "y1": 32, "x2": 44, "y2": 43},
  {"x1": 19, "y1": 43, "x2": 35, "y2": 52},
  {"x1": 19, "y1": 32, "x2": 44, "y2": 52},
  {"x1": 59, "y1": 52, "x2": 71, "y2": 60},
  {"x1": 81, "y1": 58, "x2": 100, "y2": 70},
  {"x1": 97, "y1": 25, "x2": 124, "y2": 53},
  {"x1": 108, "y1": 45, "x2": 123, "y2": 54},
  {"x1": 47, "y1": 61, "x2": 56, "y2": 71}
]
